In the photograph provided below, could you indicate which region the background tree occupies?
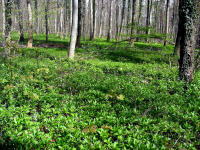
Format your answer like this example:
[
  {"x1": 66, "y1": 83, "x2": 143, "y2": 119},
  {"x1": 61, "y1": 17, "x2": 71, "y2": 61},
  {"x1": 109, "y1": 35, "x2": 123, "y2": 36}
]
[
  {"x1": 27, "y1": 0, "x2": 33, "y2": 48},
  {"x1": 164, "y1": 0, "x2": 170, "y2": 46},
  {"x1": 15, "y1": 0, "x2": 24, "y2": 42},
  {"x1": 179, "y1": 0, "x2": 197, "y2": 82},
  {"x1": 5, "y1": 0, "x2": 13, "y2": 40},
  {"x1": 2, "y1": 0, "x2": 6, "y2": 37},
  {"x1": 76, "y1": 0, "x2": 82, "y2": 47},
  {"x1": 130, "y1": 0, "x2": 136, "y2": 46},
  {"x1": 45, "y1": 0, "x2": 50, "y2": 42},
  {"x1": 107, "y1": 0, "x2": 113, "y2": 42},
  {"x1": 68, "y1": 0, "x2": 78, "y2": 59}
]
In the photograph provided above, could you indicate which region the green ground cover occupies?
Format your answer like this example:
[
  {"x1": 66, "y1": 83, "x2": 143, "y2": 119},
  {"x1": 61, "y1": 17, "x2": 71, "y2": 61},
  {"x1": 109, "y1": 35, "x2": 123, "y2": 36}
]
[{"x1": 0, "y1": 33, "x2": 199, "y2": 149}]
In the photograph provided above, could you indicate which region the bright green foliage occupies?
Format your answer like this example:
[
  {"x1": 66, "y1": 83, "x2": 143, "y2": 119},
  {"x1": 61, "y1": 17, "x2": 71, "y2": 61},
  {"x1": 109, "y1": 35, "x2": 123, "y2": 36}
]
[{"x1": 0, "y1": 34, "x2": 199, "y2": 149}]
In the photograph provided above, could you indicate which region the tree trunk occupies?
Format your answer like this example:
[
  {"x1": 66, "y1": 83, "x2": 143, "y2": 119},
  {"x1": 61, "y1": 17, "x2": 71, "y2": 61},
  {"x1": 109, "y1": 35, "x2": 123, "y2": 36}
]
[
  {"x1": 115, "y1": 2, "x2": 119, "y2": 41},
  {"x1": 126, "y1": 0, "x2": 131, "y2": 35},
  {"x1": 68, "y1": 0, "x2": 78, "y2": 59},
  {"x1": 60, "y1": 7, "x2": 64, "y2": 38},
  {"x1": 179, "y1": 0, "x2": 197, "y2": 82},
  {"x1": 164, "y1": 0, "x2": 170, "y2": 46},
  {"x1": 34, "y1": 0, "x2": 39, "y2": 34},
  {"x1": 27, "y1": 0, "x2": 33, "y2": 48},
  {"x1": 118, "y1": 0, "x2": 126, "y2": 40},
  {"x1": 5, "y1": 0, "x2": 12, "y2": 40},
  {"x1": 92, "y1": 0, "x2": 96, "y2": 39},
  {"x1": 45, "y1": 0, "x2": 50, "y2": 42},
  {"x1": 174, "y1": 17, "x2": 181, "y2": 57},
  {"x1": 107, "y1": 0, "x2": 113, "y2": 42},
  {"x1": 76, "y1": 0, "x2": 82, "y2": 47},
  {"x1": 89, "y1": 0, "x2": 93, "y2": 40},
  {"x1": 82, "y1": 0, "x2": 88, "y2": 41},
  {"x1": 2, "y1": 0, "x2": 6, "y2": 38},
  {"x1": 197, "y1": 15, "x2": 200, "y2": 48},
  {"x1": 130, "y1": 0, "x2": 136, "y2": 46},
  {"x1": 136, "y1": 0, "x2": 143, "y2": 42},
  {"x1": 16, "y1": 0, "x2": 25, "y2": 42},
  {"x1": 146, "y1": 0, "x2": 151, "y2": 42},
  {"x1": 98, "y1": 0, "x2": 104, "y2": 38}
]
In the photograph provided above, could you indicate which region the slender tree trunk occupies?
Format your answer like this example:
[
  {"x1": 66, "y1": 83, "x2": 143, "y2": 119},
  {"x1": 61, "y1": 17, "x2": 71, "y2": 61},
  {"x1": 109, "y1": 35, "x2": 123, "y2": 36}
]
[
  {"x1": 60, "y1": 7, "x2": 64, "y2": 38},
  {"x1": 130, "y1": 0, "x2": 136, "y2": 46},
  {"x1": 107, "y1": 0, "x2": 113, "y2": 42},
  {"x1": 179, "y1": 0, "x2": 197, "y2": 82},
  {"x1": 136, "y1": 0, "x2": 143, "y2": 42},
  {"x1": 99, "y1": 0, "x2": 104, "y2": 38},
  {"x1": 16, "y1": 0, "x2": 25, "y2": 42},
  {"x1": 164, "y1": 0, "x2": 170, "y2": 46},
  {"x1": 34, "y1": 0, "x2": 39, "y2": 34},
  {"x1": 76, "y1": 0, "x2": 82, "y2": 47},
  {"x1": 92, "y1": 0, "x2": 96, "y2": 39},
  {"x1": 69, "y1": 0, "x2": 73, "y2": 35},
  {"x1": 174, "y1": 17, "x2": 181, "y2": 57},
  {"x1": 2, "y1": 0, "x2": 6, "y2": 38},
  {"x1": 126, "y1": 0, "x2": 131, "y2": 34},
  {"x1": 89, "y1": 0, "x2": 93, "y2": 40},
  {"x1": 5, "y1": 0, "x2": 12, "y2": 40},
  {"x1": 146, "y1": 0, "x2": 151, "y2": 42},
  {"x1": 45, "y1": 0, "x2": 50, "y2": 42},
  {"x1": 118, "y1": 0, "x2": 126, "y2": 40},
  {"x1": 27, "y1": 0, "x2": 33, "y2": 48},
  {"x1": 115, "y1": 2, "x2": 119, "y2": 40},
  {"x1": 82, "y1": 0, "x2": 87, "y2": 40},
  {"x1": 68, "y1": 0, "x2": 78, "y2": 59}
]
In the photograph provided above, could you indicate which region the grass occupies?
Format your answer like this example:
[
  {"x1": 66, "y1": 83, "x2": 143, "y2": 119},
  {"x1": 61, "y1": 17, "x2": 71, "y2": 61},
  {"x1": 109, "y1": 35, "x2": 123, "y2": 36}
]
[{"x1": 0, "y1": 33, "x2": 199, "y2": 149}]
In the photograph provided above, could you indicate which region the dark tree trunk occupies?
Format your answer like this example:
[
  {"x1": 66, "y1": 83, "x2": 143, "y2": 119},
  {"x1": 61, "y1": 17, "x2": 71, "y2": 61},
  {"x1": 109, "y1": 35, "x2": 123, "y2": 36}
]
[
  {"x1": 76, "y1": 0, "x2": 82, "y2": 47},
  {"x1": 146, "y1": 0, "x2": 151, "y2": 42},
  {"x1": 174, "y1": 18, "x2": 181, "y2": 57},
  {"x1": 2, "y1": 0, "x2": 5, "y2": 38},
  {"x1": 107, "y1": 0, "x2": 113, "y2": 42},
  {"x1": 179, "y1": 0, "x2": 197, "y2": 82},
  {"x1": 5, "y1": 0, "x2": 13, "y2": 40},
  {"x1": 16, "y1": 0, "x2": 25, "y2": 42},
  {"x1": 164, "y1": 0, "x2": 170, "y2": 46},
  {"x1": 45, "y1": 0, "x2": 50, "y2": 42},
  {"x1": 34, "y1": 0, "x2": 39, "y2": 34},
  {"x1": 118, "y1": 0, "x2": 126, "y2": 40},
  {"x1": 130, "y1": 0, "x2": 136, "y2": 46},
  {"x1": 197, "y1": 16, "x2": 200, "y2": 48},
  {"x1": 136, "y1": 0, "x2": 143, "y2": 42}
]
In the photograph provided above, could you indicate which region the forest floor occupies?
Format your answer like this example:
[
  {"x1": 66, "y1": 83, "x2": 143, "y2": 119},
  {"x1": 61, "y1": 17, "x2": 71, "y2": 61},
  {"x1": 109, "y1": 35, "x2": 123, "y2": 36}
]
[{"x1": 0, "y1": 33, "x2": 199, "y2": 149}]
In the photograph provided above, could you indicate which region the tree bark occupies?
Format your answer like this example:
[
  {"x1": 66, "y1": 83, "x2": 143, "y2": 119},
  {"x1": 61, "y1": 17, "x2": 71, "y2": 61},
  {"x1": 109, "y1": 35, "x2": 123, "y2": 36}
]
[
  {"x1": 15, "y1": 0, "x2": 25, "y2": 42},
  {"x1": 130, "y1": 0, "x2": 136, "y2": 46},
  {"x1": 179, "y1": 0, "x2": 197, "y2": 82},
  {"x1": 146, "y1": 0, "x2": 151, "y2": 42},
  {"x1": 5, "y1": 0, "x2": 12, "y2": 40},
  {"x1": 34, "y1": 0, "x2": 39, "y2": 34},
  {"x1": 76, "y1": 0, "x2": 82, "y2": 47},
  {"x1": 45, "y1": 0, "x2": 50, "y2": 42},
  {"x1": 68, "y1": 0, "x2": 78, "y2": 59},
  {"x1": 136, "y1": 0, "x2": 143, "y2": 42},
  {"x1": 98, "y1": 0, "x2": 104, "y2": 38},
  {"x1": 2, "y1": 0, "x2": 6, "y2": 38},
  {"x1": 174, "y1": 15, "x2": 181, "y2": 57},
  {"x1": 107, "y1": 0, "x2": 113, "y2": 42},
  {"x1": 115, "y1": 2, "x2": 120, "y2": 40},
  {"x1": 164, "y1": 0, "x2": 170, "y2": 46},
  {"x1": 27, "y1": 0, "x2": 33, "y2": 48},
  {"x1": 118, "y1": 0, "x2": 126, "y2": 40},
  {"x1": 89, "y1": 0, "x2": 93, "y2": 40}
]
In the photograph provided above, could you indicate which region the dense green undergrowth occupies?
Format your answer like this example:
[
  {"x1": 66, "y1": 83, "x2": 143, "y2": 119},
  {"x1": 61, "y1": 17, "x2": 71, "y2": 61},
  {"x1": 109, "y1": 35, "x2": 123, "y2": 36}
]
[{"x1": 0, "y1": 33, "x2": 199, "y2": 149}]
